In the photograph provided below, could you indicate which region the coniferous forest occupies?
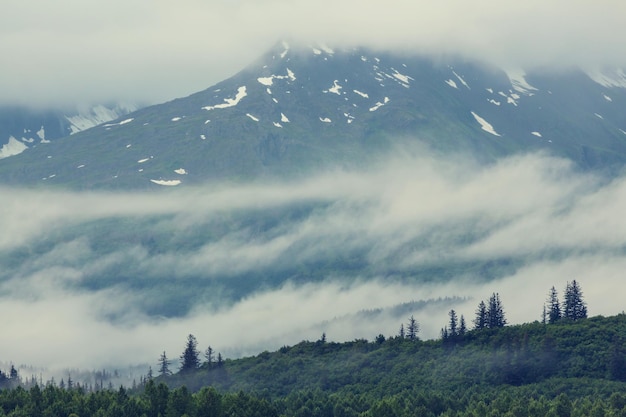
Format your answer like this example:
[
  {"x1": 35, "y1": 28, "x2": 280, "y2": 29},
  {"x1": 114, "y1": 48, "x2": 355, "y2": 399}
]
[{"x1": 3, "y1": 282, "x2": 626, "y2": 416}]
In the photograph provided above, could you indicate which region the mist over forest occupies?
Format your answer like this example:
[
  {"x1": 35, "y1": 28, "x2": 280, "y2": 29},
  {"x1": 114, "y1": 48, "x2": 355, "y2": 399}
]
[{"x1": 1, "y1": 148, "x2": 624, "y2": 375}]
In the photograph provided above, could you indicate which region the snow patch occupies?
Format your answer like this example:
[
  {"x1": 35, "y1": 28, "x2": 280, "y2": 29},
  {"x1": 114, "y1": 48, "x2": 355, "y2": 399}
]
[
  {"x1": 280, "y1": 113, "x2": 290, "y2": 123},
  {"x1": 603, "y1": 94, "x2": 613, "y2": 102},
  {"x1": 505, "y1": 69, "x2": 538, "y2": 94},
  {"x1": 67, "y1": 104, "x2": 137, "y2": 134},
  {"x1": 246, "y1": 113, "x2": 259, "y2": 122},
  {"x1": 150, "y1": 179, "x2": 181, "y2": 186},
  {"x1": 200, "y1": 134, "x2": 206, "y2": 140},
  {"x1": 452, "y1": 71, "x2": 470, "y2": 89},
  {"x1": 257, "y1": 77, "x2": 274, "y2": 86},
  {"x1": 320, "y1": 44, "x2": 334, "y2": 54},
  {"x1": 471, "y1": 112, "x2": 500, "y2": 136},
  {"x1": 488, "y1": 99, "x2": 501, "y2": 106},
  {"x1": 103, "y1": 118, "x2": 134, "y2": 128},
  {"x1": 171, "y1": 117, "x2": 182, "y2": 122},
  {"x1": 369, "y1": 97, "x2": 390, "y2": 112},
  {"x1": 137, "y1": 158, "x2": 150, "y2": 163},
  {"x1": 392, "y1": 69, "x2": 412, "y2": 85},
  {"x1": 353, "y1": 90, "x2": 369, "y2": 98},
  {"x1": 273, "y1": 122, "x2": 282, "y2": 128},
  {"x1": 36, "y1": 126, "x2": 45, "y2": 141},
  {"x1": 202, "y1": 86, "x2": 247, "y2": 110},
  {"x1": 445, "y1": 79, "x2": 458, "y2": 89},
  {"x1": 595, "y1": 113, "x2": 604, "y2": 119},
  {"x1": 319, "y1": 117, "x2": 332, "y2": 123},
  {"x1": 531, "y1": 131, "x2": 542, "y2": 137},
  {"x1": 486, "y1": 88, "x2": 494, "y2": 93},
  {"x1": 587, "y1": 68, "x2": 626, "y2": 88},
  {"x1": 174, "y1": 168, "x2": 187, "y2": 175},
  {"x1": 77, "y1": 164, "x2": 85, "y2": 169},
  {"x1": 326, "y1": 80, "x2": 343, "y2": 95},
  {"x1": 279, "y1": 41, "x2": 289, "y2": 58},
  {"x1": 0, "y1": 136, "x2": 28, "y2": 159},
  {"x1": 257, "y1": 68, "x2": 296, "y2": 87}
]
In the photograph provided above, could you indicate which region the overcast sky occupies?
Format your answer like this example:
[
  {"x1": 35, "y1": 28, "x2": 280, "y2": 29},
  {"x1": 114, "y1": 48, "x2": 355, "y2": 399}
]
[{"x1": 1, "y1": 0, "x2": 625, "y2": 107}]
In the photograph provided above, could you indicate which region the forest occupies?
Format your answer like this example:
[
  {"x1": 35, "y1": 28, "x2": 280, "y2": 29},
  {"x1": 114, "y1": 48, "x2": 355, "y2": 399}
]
[{"x1": 2, "y1": 282, "x2": 626, "y2": 416}]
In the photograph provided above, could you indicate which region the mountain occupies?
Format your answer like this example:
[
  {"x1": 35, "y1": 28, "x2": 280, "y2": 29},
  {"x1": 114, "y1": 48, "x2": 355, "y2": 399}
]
[
  {"x1": 0, "y1": 42, "x2": 625, "y2": 189},
  {"x1": 0, "y1": 102, "x2": 139, "y2": 160}
]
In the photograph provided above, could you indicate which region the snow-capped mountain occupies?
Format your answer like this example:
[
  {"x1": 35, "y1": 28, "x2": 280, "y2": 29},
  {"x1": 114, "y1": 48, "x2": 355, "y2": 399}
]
[
  {"x1": 0, "y1": 42, "x2": 625, "y2": 188},
  {"x1": 0, "y1": 103, "x2": 139, "y2": 159}
]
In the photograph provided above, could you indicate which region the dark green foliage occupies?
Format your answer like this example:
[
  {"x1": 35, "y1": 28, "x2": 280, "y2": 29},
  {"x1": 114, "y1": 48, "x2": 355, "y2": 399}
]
[
  {"x1": 564, "y1": 280, "x2": 587, "y2": 320},
  {"x1": 547, "y1": 286, "x2": 562, "y2": 324},
  {"x1": 158, "y1": 351, "x2": 171, "y2": 377},
  {"x1": 487, "y1": 292, "x2": 506, "y2": 328},
  {"x1": 406, "y1": 316, "x2": 419, "y2": 341},
  {"x1": 3, "y1": 315, "x2": 626, "y2": 417},
  {"x1": 474, "y1": 300, "x2": 487, "y2": 330},
  {"x1": 180, "y1": 334, "x2": 200, "y2": 373}
]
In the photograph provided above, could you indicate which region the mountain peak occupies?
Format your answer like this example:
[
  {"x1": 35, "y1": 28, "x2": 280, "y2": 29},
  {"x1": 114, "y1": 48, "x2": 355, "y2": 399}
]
[{"x1": 0, "y1": 45, "x2": 625, "y2": 188}]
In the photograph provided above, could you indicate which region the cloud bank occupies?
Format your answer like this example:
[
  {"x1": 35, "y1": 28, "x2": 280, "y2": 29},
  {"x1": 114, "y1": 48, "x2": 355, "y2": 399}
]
[
  {"x1": 1, "y1": 0, "x2": 625, "y2": 107},
  {"x1": 1, "y1": 151, "x2": 626, "y2": 377}
]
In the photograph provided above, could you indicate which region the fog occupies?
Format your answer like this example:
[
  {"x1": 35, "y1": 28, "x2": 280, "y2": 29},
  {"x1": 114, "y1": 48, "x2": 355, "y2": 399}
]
[
  {"x1": 1, "y1": 151, "x2": 626, "y2": 378},
  {"x1": 1, "y1": 0, "x2": 625, "y2": 107}
]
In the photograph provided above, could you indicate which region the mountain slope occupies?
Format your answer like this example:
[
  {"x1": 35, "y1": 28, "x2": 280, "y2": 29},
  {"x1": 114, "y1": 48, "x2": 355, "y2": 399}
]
[
  {"x1": 0, "y1": 103, "x2": 139, "y2": 160},
  {"x1": 0, "y1": 42, "x2": 625, "y2": 189}
]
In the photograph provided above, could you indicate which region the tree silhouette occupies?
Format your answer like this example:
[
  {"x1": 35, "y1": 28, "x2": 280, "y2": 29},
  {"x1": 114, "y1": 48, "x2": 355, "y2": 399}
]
[
  {"x1": 487, "y1": 293, "x2": 506, "y2": 328},
  {"x1": 564, "y1": 280, "x2": 587, "y2": 320},
  {"x1": 547, "y1": 286, "x2": 562, "y2": 323},
  {"x1": 205, "y1": 346, "x2": 215, "y2": 369},
  {"x1": 180, "y1": 334, "x2": 200, "y2": 372},
  {"x1": 158, "y1": 351, "x2": 171, "y2": 376},
  {"x1": 474, "y1": 300, "x2": 487, "y2": 330},
  {"x1": 448, "y1": 310, "x2": 458, "y2": 337},
  {"x1": 406, "y1": 315, "x2": 419, "y2": 340}
]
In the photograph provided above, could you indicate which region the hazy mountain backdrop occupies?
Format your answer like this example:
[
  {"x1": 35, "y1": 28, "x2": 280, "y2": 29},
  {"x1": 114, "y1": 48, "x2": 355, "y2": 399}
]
[{"x1": 1, "y1": 42, "x2": 626, "y2": 375}]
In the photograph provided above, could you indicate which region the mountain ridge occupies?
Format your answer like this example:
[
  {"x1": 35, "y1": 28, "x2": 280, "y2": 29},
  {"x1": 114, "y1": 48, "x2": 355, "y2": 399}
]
[{"x1": 0, "y1": 42, "x2": 624, "y2": 189}]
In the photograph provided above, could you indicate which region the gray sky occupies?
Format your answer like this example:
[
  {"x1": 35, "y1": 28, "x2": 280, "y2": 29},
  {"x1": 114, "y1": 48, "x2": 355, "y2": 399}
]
[{"x1": 1, "y1": 0, "x2": 625, "y2": 107}]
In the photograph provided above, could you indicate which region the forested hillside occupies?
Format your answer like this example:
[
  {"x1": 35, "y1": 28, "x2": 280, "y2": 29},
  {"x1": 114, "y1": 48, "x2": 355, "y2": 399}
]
[{"x1": 3, "y1": 313, "x2": 626, "y2": 416}]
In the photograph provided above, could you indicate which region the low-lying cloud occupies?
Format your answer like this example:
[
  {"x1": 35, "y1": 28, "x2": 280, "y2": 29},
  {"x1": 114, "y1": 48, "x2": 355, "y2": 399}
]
[
  {"x1": 1, "y1": 0, "x2": 624, "y2": 107},
  {"x1": 1, "y1": 151, "x2": 626, "y2": 378}
]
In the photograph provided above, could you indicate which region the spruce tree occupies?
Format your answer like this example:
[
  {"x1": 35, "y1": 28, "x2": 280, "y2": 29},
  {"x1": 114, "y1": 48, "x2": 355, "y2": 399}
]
[
  {"x1": 448, "y1": 310, "x2": 458, "y2": 337},
  {"x1": 474, "y1": 300, "x2": 487, "y2": 330},
  {"x1": 158, "y1": 351, "x2": 171, "y2": 376},
  {"x1": 205, "y1": 346, "x2": 214, "y2": 369},
  {"x1": 406, "y1": 315, "x2": 419, "y2": 340},
  {"x1": 547, "y1": 286, "x2": 562, "y2": 323},
  {"x1": 459, "y1": 315, "x2": 467, "y2": 336},
  {"x1": 487, "y1": 293, "x2": 506, "y2": 328},
  {"x1": 180, "y1": 334, "x2": 201, "y2": 372},
  {"x1": 564, "y1": 280, "x2": 587, "y2": 320}
]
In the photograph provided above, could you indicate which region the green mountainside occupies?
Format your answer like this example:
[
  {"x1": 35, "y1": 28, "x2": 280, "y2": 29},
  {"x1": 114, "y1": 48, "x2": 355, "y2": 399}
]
[{"x1": 3, "y1": 314, "x2": 626, "y2": 416}]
